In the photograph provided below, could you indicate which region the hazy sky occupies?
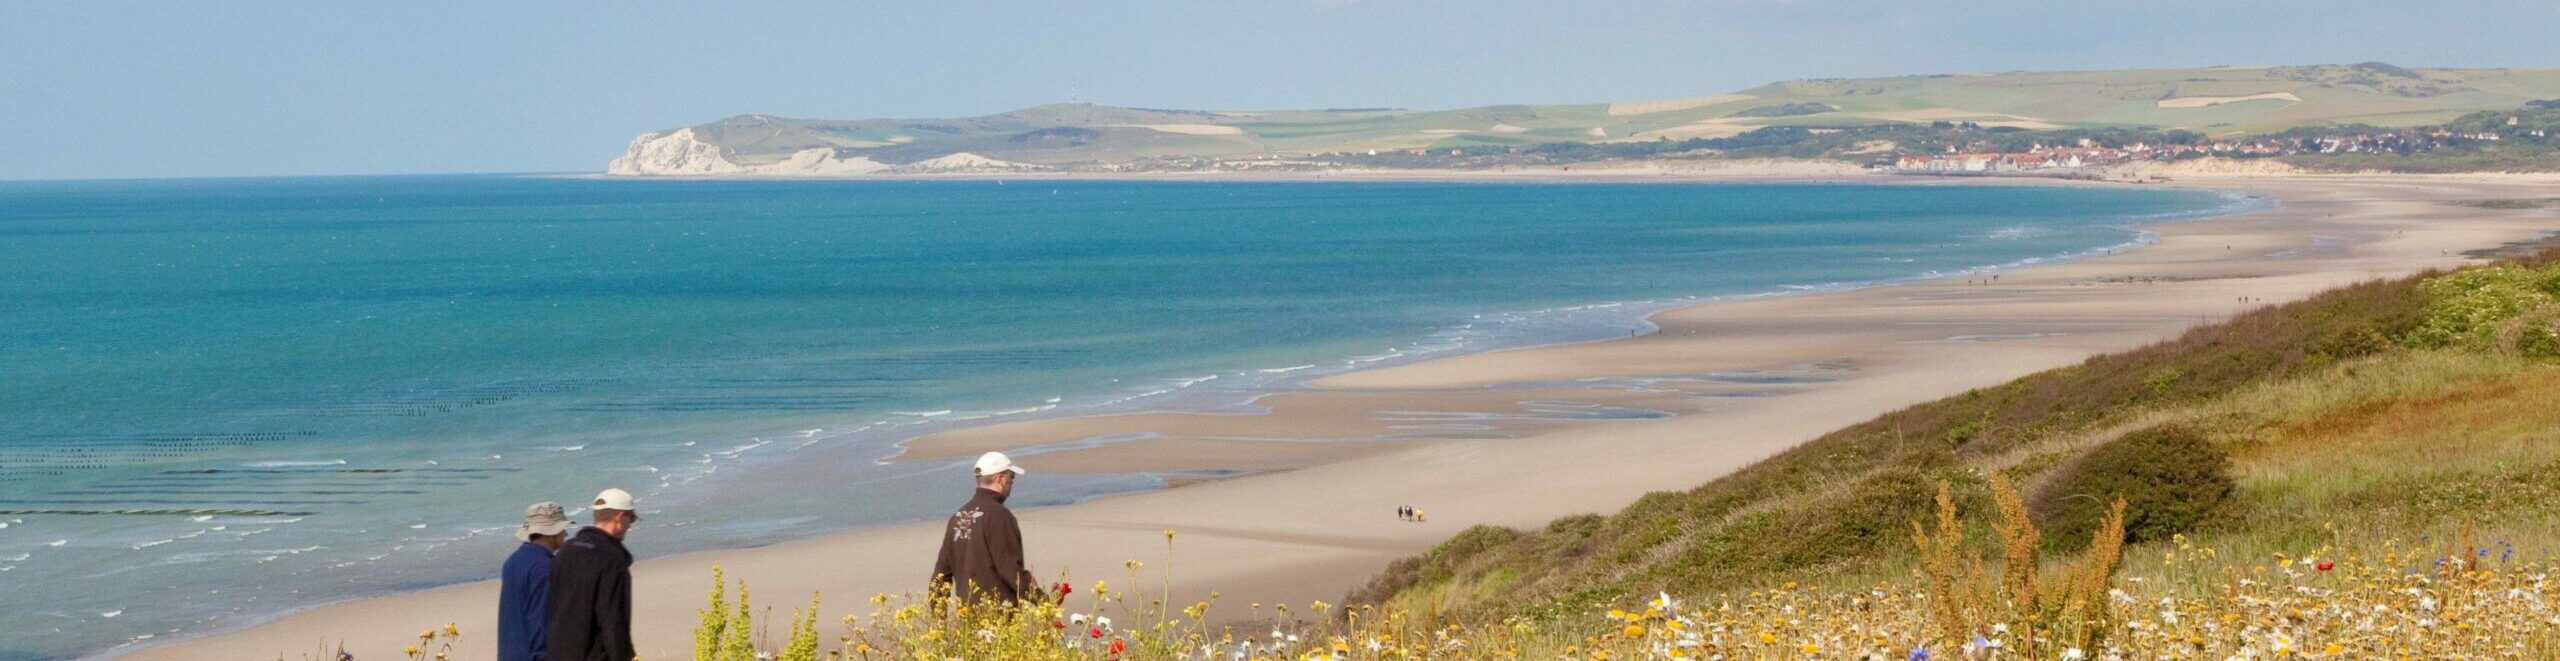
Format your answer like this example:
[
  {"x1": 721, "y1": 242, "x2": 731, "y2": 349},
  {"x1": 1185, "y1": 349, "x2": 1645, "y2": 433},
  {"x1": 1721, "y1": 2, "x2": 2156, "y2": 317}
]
[{"x1": 5, "y1": 0, "x2": 2556, "y2": 179}]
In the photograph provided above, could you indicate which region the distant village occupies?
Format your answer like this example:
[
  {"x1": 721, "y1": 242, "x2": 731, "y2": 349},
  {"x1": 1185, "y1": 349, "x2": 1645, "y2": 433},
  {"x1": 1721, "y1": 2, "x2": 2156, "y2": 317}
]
[
  {"x1": 1883, "y1": 122, "x2": 2549, "y2": 174},
  {"x1": 1090, "y1": 107, "x2": 2560, "y2": 176}
]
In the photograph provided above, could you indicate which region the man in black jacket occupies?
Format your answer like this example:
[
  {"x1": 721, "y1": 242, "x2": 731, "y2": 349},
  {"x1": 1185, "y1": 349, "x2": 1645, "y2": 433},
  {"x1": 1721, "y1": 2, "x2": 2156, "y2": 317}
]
[
  {"x1": 932, "y1": 452, "x2": 1032, "y2": 604},
  {"x1": 548, "y1": 488, "x2": 639, "y2": 661}
]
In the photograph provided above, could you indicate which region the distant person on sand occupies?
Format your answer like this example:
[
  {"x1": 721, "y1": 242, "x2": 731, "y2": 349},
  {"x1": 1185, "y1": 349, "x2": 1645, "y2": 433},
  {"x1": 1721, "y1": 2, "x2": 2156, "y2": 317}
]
[
  {"x1": 548, "y1": 488, "x2": 639, "y2": 661},
  {"x1": 933, "y1": 452, "x2": 1033, "y2": 605},
  {"x1": 500, "y1": 501, "x2": 574, "y2": 661}
]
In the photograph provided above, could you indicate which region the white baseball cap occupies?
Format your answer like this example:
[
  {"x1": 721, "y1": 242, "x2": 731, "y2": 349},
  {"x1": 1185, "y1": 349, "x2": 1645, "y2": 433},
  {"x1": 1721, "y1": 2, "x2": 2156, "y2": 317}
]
[
  {"x1": 973, "y1": 451, "x2": 1026, "y2": 476},
  {"x1": 591, "y1": 488, "x2": 636, "y2": 511}
]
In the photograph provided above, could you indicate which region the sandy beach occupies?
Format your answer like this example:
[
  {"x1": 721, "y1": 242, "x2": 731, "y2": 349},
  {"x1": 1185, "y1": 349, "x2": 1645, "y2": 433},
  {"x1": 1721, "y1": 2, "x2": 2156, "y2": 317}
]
[{"x1": 126, "y1": 172, "x2": 2560, "y2": 660}]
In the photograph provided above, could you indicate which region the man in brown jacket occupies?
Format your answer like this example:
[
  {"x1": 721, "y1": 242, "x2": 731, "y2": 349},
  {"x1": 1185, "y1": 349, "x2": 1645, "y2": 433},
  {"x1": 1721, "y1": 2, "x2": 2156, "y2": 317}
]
[{"x1": 932, "y1": 451, "x2": 1033, "y2": 604}]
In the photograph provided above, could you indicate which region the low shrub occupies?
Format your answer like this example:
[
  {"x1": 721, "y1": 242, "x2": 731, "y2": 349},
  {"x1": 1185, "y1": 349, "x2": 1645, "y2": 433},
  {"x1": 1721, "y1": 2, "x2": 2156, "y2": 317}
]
[
  {"x1": 2402, "y1": 263, "x2": 2560, "y2": 352},
  {"x1": 2032, "y1": 423, "x2": 2235, "y2": 551}
]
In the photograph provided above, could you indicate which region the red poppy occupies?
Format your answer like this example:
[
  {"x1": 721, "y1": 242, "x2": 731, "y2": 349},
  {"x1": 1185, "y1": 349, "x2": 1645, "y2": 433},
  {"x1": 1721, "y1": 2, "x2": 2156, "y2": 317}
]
[
  {"x1": 1056, "y1": 582, "x2": 1073, "y2": 597},
  {"x1": 2316, "y1": 561, "x2": 2335, "y2": 572},
  {"x1": 1108, "y1": 639, "x2": 1127, "y2": 654},
  {"x1": 1052, "y1": 620, "x2": 1066, "y2": 629},
  {"x1": 1089, "y1": 627, "x2": 1104, "y2": 639}
]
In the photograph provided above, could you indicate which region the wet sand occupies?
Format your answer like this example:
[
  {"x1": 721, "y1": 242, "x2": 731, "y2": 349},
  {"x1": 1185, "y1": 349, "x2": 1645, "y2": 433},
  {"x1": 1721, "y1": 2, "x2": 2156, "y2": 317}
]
[{"x1": 127, "y1": 173, "x2": 2560, "y2": 660}]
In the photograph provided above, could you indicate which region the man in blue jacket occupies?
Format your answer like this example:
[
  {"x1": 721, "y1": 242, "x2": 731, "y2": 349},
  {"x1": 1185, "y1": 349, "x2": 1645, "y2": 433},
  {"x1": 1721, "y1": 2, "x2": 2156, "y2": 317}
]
[{"x1": 499, "y1": 501, "x2": 574, "y2": 661}]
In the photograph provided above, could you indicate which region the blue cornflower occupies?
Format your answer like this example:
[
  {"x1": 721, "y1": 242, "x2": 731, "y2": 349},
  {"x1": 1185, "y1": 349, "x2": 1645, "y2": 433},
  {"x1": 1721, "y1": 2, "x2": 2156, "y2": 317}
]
[{"x1": 1908, "y1": 645, "x2": 1930, "y2": 661}]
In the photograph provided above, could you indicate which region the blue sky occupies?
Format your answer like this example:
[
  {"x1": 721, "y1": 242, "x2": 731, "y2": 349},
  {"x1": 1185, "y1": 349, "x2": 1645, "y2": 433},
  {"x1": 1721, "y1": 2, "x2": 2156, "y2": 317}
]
[{"x1": 3, "y1": 0, "x2": 2556, "y2": 179}]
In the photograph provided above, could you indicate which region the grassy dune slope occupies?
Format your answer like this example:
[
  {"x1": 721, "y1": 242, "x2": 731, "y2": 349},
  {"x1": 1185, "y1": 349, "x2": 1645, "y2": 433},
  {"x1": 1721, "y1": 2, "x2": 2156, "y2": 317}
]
[{"x1": 1349, "y1": 247, "x2": 2560, "y2": 626}]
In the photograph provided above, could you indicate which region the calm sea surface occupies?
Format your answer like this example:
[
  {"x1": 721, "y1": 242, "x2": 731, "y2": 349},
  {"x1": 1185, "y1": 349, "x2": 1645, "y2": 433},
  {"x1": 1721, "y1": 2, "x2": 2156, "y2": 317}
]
[{"x1": 0, "y1": 176, "x2": 2250, "y2": 658}]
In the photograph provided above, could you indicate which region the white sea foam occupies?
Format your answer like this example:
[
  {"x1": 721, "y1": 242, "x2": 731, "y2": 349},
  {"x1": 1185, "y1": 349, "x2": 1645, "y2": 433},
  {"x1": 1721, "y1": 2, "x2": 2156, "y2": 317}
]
[
  {"x1": 711, "y1": 439, "x2": 769, "y2": 458},
  {"x1": 1259, "y1": 365, "x2": 1317, "y2": 374},
  {"x1": 1986, "y1": 225, "x2": 2050, "y2": 240},
  {"x1": 244, "y1": 459, "x2": 344, "y2": 468},
  {"x1": 894, "y1": 410, "x2": 953, "y2": 417}
]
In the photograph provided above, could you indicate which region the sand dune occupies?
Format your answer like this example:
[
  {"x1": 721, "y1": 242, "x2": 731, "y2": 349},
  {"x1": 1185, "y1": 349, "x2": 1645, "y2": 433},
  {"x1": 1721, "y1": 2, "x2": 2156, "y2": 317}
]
[
  {"x1": 1107, "y1": 123, "x2": 1247, "y2": 136},
  {"x1": 2158, "y1": 92, "x2": 2303, "y2": 108},
  {"x1": 1606, "y1": 94, "x2": 1756, "y2": 116},
  {"x1": 1848, "y1": 108, "x2": 2067, "y2": 129}
]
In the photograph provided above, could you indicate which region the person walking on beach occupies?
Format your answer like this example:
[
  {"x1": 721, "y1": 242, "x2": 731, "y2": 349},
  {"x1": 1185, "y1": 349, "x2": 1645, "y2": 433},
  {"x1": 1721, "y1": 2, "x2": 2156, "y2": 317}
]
[
  {"x1": 548, "y1": 489, "x2": 639, "y2": 661},
  {"x1": 932, "y1": 452, "x2": 1033, "y2": 605},
  {"x1": 500, "y1": 502, "x2": 574, "y2": 661}
]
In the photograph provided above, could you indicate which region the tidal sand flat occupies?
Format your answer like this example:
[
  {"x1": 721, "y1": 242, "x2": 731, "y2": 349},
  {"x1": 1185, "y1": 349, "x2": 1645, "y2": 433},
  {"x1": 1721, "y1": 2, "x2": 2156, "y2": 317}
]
[{"x1": 0, "y1": 177, "x2": 2240, "y2": 659}]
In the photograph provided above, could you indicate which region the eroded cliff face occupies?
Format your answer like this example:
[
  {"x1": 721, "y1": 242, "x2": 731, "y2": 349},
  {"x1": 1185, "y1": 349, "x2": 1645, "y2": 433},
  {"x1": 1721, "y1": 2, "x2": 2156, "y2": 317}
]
[
  {"x1": 605, "y1": 128, "x2": 895, "y2": 176},
  {"x1": 606, "y1": 129, "x2": 740, "y2": 175}
]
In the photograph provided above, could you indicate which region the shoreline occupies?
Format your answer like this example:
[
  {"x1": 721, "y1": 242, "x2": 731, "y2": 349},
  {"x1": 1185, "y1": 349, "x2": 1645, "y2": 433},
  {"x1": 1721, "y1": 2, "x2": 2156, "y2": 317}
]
[
  {"x1": 877, "y1": 183, "x2": 2264, "y2": 471},
  {"x1": 122, "y1": 172, "x2": 2560, "y2": 660}
]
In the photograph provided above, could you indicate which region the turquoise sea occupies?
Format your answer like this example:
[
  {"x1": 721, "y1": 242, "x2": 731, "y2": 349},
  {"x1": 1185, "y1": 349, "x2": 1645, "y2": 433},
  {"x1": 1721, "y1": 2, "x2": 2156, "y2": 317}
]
[{"x1": 0, "y1": 176, "x2": 2253, "y2": 658}]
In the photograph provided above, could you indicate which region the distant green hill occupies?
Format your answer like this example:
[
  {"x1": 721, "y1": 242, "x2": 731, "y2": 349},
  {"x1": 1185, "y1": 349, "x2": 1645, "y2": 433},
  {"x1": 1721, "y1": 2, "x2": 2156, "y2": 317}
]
[{"x1": 607, "y1": 63, "x2": 2560, "y2": 174}]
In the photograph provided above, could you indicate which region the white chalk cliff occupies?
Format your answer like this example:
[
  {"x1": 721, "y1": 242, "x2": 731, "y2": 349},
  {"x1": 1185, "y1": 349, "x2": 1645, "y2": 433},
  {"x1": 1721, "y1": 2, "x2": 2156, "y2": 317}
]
[
  {"x1": 894, "y1": 153, "x2": 1042, "y2": 174},
  {"x1": 607, "y1": 129, "x2": 1048, "y2": 177},
  {"x1": 606, "y1": 128, "x2": 892, "y2": 176}
]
